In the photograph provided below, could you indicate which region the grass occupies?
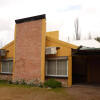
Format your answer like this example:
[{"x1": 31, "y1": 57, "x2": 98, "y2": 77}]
[
  {"x1": 0, "y1": 80, "x2": 75, "y2": 100},
  {"x1": 0, "y1": 80, "x2": 30, "y2": 88},
  {"x1": 0, "y1": 81, "x2": 100, "y2": 100},
  {"x1": 0, "y1": 80, "x2": 99, "y2": 100}
]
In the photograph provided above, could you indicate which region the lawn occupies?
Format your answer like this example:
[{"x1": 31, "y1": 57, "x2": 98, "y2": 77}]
[{"x1": 0, "y1": 80, "x2": 74, "y2": 100}]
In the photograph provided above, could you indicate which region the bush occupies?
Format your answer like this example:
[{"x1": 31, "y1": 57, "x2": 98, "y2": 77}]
[
  {"x1": 8, "y1": 80, "x2": 13, "y2": 84},
  {"x1": 14, "y1": 80, "x2": 19, "y2": 85},
  {"x1": 38, "y1": 82, "x2": 43, "y2": 88},
  {"x1": 21, "y1": 80, "x2": 26, "y2": 85},
  {"x1": 0, "y1": 80, "x2": 8, "y2": 83},
  {"x1": 28, "y1": 82, "x2": 35, "y2": 86},
  {"x1": 44, "y1": 79, "x2": 62, "y2": 88}
]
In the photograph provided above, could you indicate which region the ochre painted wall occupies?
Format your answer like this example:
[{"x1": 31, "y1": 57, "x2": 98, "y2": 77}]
[
  {"x1": 2, "y1": 41, "x2": 14, "y2": 58},
  {"x1": 1, "y1": 31, "x2": 59, "y2": 59},
  {"x1": 1, "y1": 30, "x2": 78, "y2": 87},
  {"x1": 41, "y1": 19, "x2": 46, "y2": 82},
  {"x1": 0, "y1": 41, "x2": 14, "y2": 80},
  {"x1": 2, "y1": 31, "x2": 76, "y2": 59},
  {"x1": 46, "y1": 36, "x2": 78, "y2": 87},
  {"x1": 0, "y1": 41, "x2": 14, "y2": 72},
  {"x1": 46, "y1": 31, "x2": 59, "y2": 40},
  {"x1": 46, "y1": 36, "x2": 77, "y2": 57}
]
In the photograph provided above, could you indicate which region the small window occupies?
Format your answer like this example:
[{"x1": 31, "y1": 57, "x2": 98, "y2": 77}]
[
  {"x1": 47, "y1": 60, "x2": 56, "y2": 75},
  {"x1": 1, "y1": 61, "x2": 13, "y2": 74},
  {"x1": 57, "y1": 59, "x2": 67, "y2": 76},
  {"x1": 46, "y1": 57, "x2": 68, "y2": 77}
]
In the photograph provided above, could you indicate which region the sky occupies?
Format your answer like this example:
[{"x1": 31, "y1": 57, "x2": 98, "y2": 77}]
[{"x1": 0, "y1": 0, "x2": 100, "y2": 46}]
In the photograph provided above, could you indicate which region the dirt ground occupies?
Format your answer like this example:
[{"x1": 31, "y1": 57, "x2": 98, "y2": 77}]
[
  {"x1": 67, "y1": 84, "x2": 100, "y2": 100},
  {"x1": 0, "y1": 86, "x2": 73, "y2": 100},
  {"x1": 0, "y1": 84, "x2": 100, "y2": 100}
]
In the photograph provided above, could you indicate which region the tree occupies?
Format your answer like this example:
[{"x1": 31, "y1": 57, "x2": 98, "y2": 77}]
[
  {"x1": 88, "y1": 32, "x2": 92, "y2": 40},
  {"x1": 74, "y1": 18, "x2": 81, "y2": 40},
  {"x1": 67, "y1": 36, "x2": 70, "y2": 41},
  {"x1": 95, "y1": 37, "x2": 100, "y2": 42}
]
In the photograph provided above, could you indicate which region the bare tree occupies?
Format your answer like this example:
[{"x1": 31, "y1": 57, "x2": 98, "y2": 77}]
[
  {"x1": 74, "y1": 18, "x2": 81, "y2": 40},
  {"x1": 68, "y1": 36, "x2": 70, "y2": 41},
  {"x1": 88, "y1": 32, "x2": 92, "y2": 40},
  {"x1": 66, "y1": 36, "x2": 70, "y2": 41}
]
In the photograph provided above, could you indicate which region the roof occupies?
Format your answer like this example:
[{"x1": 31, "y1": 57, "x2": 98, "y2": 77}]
[
  {"x1": 1, "y1": 36, "x2": 78, "y2": 50},
  {"x1": 80, "y1": 47, "x2": 100, "y2": 50},
  {"x1": 68, "y1": 39, "x2": 100, "y2": 48},
  {"x1": 1, "y1": 40, "x2": 14, "y2": 49},
  {"x1": 72, "y1": 48, "x2": 100, "y2": 55},
  {"x1": 46, "y1": 36, "x2": 78, "y2": 49},
  {"x1": 72, "y1": 45, "x2": 100, "y2": 55},
  {"x1": 15, "y1": 14, "x2": 46, "y2": 24}
]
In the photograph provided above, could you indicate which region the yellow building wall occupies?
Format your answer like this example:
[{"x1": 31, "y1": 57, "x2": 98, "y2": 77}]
[
  {"x1": 2, "y1": 40, "x2": 14, "y2": 58},
  {"x1": 41, "y1": 19, "x2": 46, "y2": 82},
  {"x1": 2, "y1": 31, "x2": 59, "y2": 59},
  {"x1": 46, "y1": 31, "x2": 59, "y2": 40},
  {"x1": 46, "y1": 36, "x2": 78, "y2": 87},
  {"x1": 46, "y1": 36, "x2": 77, "y2": 56},
  {"x1": 0, "y1": 40, "x2": 14, "y2": 73},
  {"x1": 1, "y1": 31, "x2": 78, "y2": 87}
]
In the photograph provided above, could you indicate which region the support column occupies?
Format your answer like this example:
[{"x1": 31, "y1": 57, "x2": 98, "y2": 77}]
[{"x1": 68, "y1": 56, "x2": 72, "y2": 87}]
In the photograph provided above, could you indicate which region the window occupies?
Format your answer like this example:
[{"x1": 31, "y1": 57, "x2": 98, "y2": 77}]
[
  {"x1": 46, "y1": 57, "x2": 68, "y2": 77},
  {"x1": 1, "y1": 61, "x2": 13, "y2": 74}
]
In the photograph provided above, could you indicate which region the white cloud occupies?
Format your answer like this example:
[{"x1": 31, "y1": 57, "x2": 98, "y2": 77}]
[{"x1": 0, "y1": 0, "x2": 100, "y2": 45}]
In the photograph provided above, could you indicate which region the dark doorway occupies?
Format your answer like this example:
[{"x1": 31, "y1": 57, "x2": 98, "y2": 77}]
[
  {"x1": 72, "y1": 53, "x2": 100, "y2": 85},
  {"x1": 72, "y1": 55, "x2": 88, "y2": 84}
]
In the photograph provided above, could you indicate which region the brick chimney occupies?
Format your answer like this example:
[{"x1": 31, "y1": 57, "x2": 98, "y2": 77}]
[{"x1": 13, "y1": 14, "x2": 46, "y2": 83}]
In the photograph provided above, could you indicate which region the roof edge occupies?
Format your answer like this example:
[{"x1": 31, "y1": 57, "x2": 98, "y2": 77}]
[
  {"x1": 46, "y1": 36, "x2": 78, "y2": 49},
  {"x1": 1, "y1": 40, "x2": 14, "y2": 49},
  {"x1": 15, "y1": 14, "x2": 46, "y2": 24}
]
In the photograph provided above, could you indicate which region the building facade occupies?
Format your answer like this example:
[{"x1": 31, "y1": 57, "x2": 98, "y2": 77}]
[{"x1": 0, "y1": 14, "x2": 78, "y2": 87}]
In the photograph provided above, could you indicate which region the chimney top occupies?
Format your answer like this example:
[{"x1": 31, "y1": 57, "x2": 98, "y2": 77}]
[{"x1": 15, "y1": 14, "x2": 46, "y2": 24}]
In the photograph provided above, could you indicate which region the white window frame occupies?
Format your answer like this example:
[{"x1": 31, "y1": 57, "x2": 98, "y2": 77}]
[
  {"x1": 46, "y1": 57, "x2": 68, "y2": 77},
  {"x1": 1, "y1": 61, "x2": 13, "y2": 74}
]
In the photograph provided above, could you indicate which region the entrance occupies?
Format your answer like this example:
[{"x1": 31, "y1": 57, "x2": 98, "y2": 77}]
[
  {"x1": 72, "y1": 56, "x2": 88, "y2": 84},
  {"x1": 72, "y1": 48, "x2": 100, "y2": 85}
]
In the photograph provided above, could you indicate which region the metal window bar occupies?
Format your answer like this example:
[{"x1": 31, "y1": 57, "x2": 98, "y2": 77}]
[
  {"x1": 46, "y1": 58, "x2": 68, "y2": 77},
  {"x1": 1, "y1": 61, "x2": 12, "y2": 74}
]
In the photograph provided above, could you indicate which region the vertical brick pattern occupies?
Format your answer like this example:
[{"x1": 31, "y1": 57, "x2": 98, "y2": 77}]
[{"x1": 13, "y1": 20, "x2": 42, "y2": 82}]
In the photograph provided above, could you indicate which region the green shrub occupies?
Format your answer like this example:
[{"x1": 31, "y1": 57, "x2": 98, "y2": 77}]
[
  {"x1": 14, "y1": 80, "x2": 19, "y2": 85},
  {"x1": 28, "y1": 82, "x2": 35, "y2": 86},
  {"x1": 21, "y1": 80, "x2": 26, "y2": 85},
  {"x1": 38, "y1": 82, "x2": 43, "y2": 88},
  {"x1": 44, "y1": 79, "x2": 62, "y2": 88},
  {"x1": 8, "y1": 80, "x2": 13, "y2": 84},
  {"x1": 0, "y1": 80, "x2": 8, "y2": 83}
]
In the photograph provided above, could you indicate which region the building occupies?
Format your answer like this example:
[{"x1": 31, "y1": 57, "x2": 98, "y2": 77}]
[
  {"x1": 1, "y1": 14, "x2": 100, "y2": 87},
  {"x1": 0, "y1": 14, "x2": 78, "y2": 87},
  {"x1": 69, "y1": 40, "x2": 100, "y2": 84},
  {"x1": 68, "y1": 39, "x2": 100, "y2": 48}
]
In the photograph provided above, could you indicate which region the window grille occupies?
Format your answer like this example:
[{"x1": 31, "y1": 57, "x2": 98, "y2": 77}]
[
  {"x1": 46, "y1": 58, "x2": 68, "y2": 77},
  {"x1": 1, "y1": 61, "x2": 13, "y2": 74}
]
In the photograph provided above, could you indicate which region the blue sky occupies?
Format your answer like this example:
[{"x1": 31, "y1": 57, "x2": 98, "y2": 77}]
[
  {"x1": 57, "y1": 5, "x2": 81, "y2": 12},
  {"x1": 0, "y1": 0, "x2": 100, "y2": 46}
]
